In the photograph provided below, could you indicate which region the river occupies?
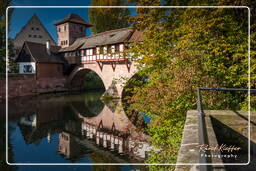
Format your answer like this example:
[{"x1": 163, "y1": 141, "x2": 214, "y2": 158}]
[{"x1": 0, "y1": 90, "x2": 151, "y2": 171}]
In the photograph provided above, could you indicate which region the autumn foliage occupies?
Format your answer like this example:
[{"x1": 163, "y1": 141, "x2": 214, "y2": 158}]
[{"x1": 124, "y1": 0, "x2": 256, "y2": 169}]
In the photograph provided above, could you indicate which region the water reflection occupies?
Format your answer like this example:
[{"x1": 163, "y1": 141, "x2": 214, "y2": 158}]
[{"x1": 5, "y1": 91, "x2": 153, "y2": 167}]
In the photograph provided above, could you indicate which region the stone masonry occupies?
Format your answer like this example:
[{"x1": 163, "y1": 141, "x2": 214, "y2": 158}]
[
  {"x1": 0, "y1": 74, "x2": 67, "y2": 99},
  {"x1": 68, "y1": 61, "x2": 137, "y2": 98},
  {"x1": 175, "y1": 110, "x2": 256, "y2": 171}
]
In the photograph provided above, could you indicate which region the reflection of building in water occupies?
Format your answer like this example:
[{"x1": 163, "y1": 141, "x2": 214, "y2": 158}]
[
  {"x1": 58, "y1": 132, "x2": 85, "y2": 162},
  {"x1": 18, "y1": 115, "x2": 65, "y2": 145},
  {"x1": 19, "y1": 114, "x2": 37, "y2": 127},
  {"x1": 77, "y1": 101, "x2": 156, "y2": 160},
  {"x1": 17, "y1": 96, "x2": 81, "y2": 145},
  {"x1": 15, "y1": 93, "x2": 156, "y2": 163},
  {"x1": 82, "y1": 121, "x2": 153, "y2": 160}
]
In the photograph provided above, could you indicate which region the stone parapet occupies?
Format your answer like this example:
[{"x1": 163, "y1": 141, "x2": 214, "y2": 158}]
[{"x1": 175, "y1": 110, "x2": 256, "y2": 171}]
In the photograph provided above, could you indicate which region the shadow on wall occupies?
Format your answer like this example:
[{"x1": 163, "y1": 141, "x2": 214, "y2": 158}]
[{"x1": 210, "y1": 116, "x2": 256, "y2": 171}]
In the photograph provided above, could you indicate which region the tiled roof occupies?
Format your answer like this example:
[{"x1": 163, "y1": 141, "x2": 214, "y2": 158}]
[
  {"x1": 55, "y1": 13, "x2": 93, "y2": 26},
  {"x1": 128, "y1": 30, "x2": 144, "y2": 42},
  {"x1": 59, "y1": 37, "x2": 87, "y2": 52},
  {"x1": 59, "y1": 27, "x2": 134, "y2": 52},
  {"x1": 16, "y1": 41, "x2": 64, "y2": 63}
]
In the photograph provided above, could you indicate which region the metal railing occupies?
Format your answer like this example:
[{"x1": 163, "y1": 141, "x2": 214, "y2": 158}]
[{"x1": 197, "y1": 87, "x2": 256, "y2": 171}]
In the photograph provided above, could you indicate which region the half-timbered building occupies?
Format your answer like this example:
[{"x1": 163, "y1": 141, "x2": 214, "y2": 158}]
[{"x1": 56, "y1": 14, "x2": 143, "y2": 72}]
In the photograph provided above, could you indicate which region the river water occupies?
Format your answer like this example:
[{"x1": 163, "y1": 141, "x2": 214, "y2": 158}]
[{"x1": 1, "y1": 90, "x2": 151, "y2": 171}]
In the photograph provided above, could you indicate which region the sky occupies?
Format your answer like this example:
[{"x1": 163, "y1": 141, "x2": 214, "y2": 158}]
[{"x1": 8, "y1": 0, "x2": 137, "y2": 42}]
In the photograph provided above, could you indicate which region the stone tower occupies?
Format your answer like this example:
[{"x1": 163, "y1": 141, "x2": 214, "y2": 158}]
[{"x1": 55, "y1": 14, "x2": 92, "y2": 48}]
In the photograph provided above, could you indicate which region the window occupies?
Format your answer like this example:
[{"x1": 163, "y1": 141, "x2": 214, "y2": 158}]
[
  {"x1": 81, "y1": 50, "x2": 84, "y2": 56},
  {"x1": 36, "y1": 28, "x2": 39, "y2": 30},
  {"x1": 33, "y1": 35, "x2": 37, "y2": 38},
  {"x1": 38, "y1": 35, "x2": 42, "y2": 38},
  {"x1": 64, "y1": 25, "x2": 66, "y2": 31},
  {"x1": 23, "y1": 65, "x2": 32, "y2": 73},
  {"x1": 65, "y1": 40, "x2": 68, "y2": 45},
  {"x1": 80, "y1": 27, "x2": 83, "y2": 32},
  {"x1": 93, "y1": 48, "x2": 96, "y2": 55},
  {"x1": 99, "y1": 46, "x2": 104, "y2": 54},
  {"x1": 58, "y1": 28, "x2": 61, "y2": 32},
  {"x1": 62, "y1": 41, "x2": 67, "y2": 45},
  {"x1": 115, "y1": 44, "x2": 119, "y2": 52},
  {"x1": 28, "y1": 35, "x2": 31, "y2": 38},
  {"x1": 31, "y1": 27, "x2": 34, "y2": 30},
  {"x1": 107, "y1": 46, "x2": 111, "y2": 53}
]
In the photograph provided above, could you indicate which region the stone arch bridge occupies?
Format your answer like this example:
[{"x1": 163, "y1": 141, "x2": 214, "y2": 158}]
[{"x1": 68, "y1": 61, "x2": 137, "y2": 98}]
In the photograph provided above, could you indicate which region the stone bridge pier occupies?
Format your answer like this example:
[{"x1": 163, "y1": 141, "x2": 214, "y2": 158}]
[{"x1": 68, "y1": 61, "x2": 137, "y2": 98}]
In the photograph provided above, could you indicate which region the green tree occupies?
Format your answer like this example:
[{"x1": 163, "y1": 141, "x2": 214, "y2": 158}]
[
  {"x1": 0, "y1": 1, "x2": 17, "y2": 170},
  {"x1": 83, "y1": 71, "x2": 105, "y2": 90},
  {"x1": 0, "y1": 0, "x2": 17, "y2": 73},
  {"x1": 88, "y1": 0, "x2": 130, "y2": 34},
  {"x1": 125, "y1": 0, "x2": 256, "y2": 170}
]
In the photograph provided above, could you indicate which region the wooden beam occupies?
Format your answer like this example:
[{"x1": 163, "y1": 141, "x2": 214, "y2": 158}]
[
  {"x1": 96, "y1": 61, "x2": 103, "y2": 71},
  {"x1": 125, "y1": 59, "x2": 131, "y2": 73},
  {"x1": 111, "y1": 62, "x2": 116, "y2": 72}
]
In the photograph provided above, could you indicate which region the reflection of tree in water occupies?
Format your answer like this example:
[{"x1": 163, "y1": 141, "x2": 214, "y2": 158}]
[
  {"x1": 0, "y1": 115, "x2": 17, "y2": 170},
  {"x1": 89, "y1": 152, "x2": 146, "y2": 171},
  {"x1": 89, "y1": 153, "x2": 121, "y2": 171},
  {"x1": 68, "y1": 91, "x2": 104, "y2": 117},
  {"x1": 5, "y1": 90, "x2": 152, "y2": 167}
]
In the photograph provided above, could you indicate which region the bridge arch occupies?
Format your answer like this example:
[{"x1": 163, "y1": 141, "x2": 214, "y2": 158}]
[
  {"x1": 68, "y1": 62, "x2": 137, "y2": 97},
  {"x1": 68, "y1": 65, "x2": 106, "y2": 91}
]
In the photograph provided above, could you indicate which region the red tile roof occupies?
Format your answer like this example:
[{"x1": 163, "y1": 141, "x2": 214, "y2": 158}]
[
  {"x1": 59, "y1": 27, "x2": 144, "y2": 52},
  {"x1": 55, "y1": 13, "x2": 93, "y2": 26},
  {"x1": 16, "y1": 41, "x2": 64, "y2": 64},
  {"x1": 128, "y1": 30, "x2": 144, "y2": 42}
]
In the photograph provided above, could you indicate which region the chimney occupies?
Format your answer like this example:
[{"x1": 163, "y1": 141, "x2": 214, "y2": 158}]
[{"x1": 46, "y1": 40, "x2": 50, "y2": 55}]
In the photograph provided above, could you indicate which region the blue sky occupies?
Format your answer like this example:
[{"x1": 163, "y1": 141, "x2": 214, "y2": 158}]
[{"x1": 9, "y1": 0, "x2": 137, "y2": 42}]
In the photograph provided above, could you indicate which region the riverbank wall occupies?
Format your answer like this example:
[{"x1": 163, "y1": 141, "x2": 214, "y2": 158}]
[
  {"x1": 175, "y1": 110, "x2": 256, "y2": 171},
  {"x1": 0, "y1": 74, "x2": 67, "y2": 99}
]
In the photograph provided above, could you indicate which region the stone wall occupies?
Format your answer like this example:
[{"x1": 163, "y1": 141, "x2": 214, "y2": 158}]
[
  {"x1": 0, "y1": 74, "x2": 67, "y2": 99},
  {"x1": 56, "y1": 22, "x2": 86, "y2": 48},
  {"x1": 175, "y1": 110, "x2": 256, "y2": 171},
  {"x1": 37, "y1": 63, "x2": 64, "y2": 78}
]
